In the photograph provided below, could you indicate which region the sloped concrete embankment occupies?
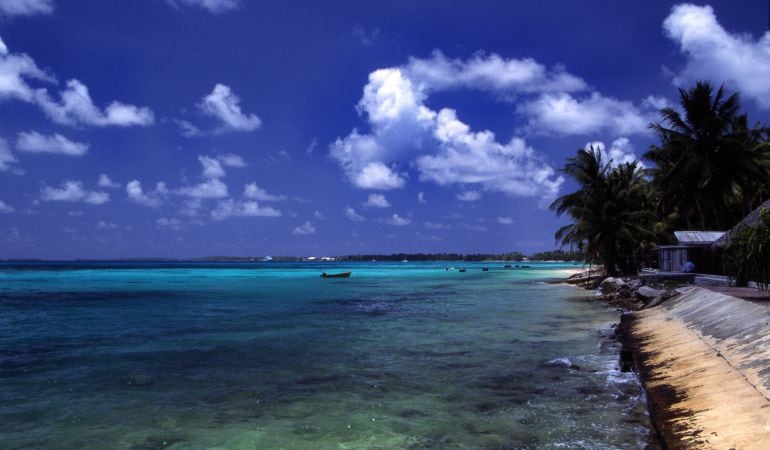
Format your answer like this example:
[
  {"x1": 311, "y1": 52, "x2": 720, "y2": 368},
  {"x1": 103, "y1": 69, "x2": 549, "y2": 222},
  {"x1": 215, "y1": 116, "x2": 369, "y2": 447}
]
[{"x1": 623, "y1": 287, "x2": 770, "y2": 449}]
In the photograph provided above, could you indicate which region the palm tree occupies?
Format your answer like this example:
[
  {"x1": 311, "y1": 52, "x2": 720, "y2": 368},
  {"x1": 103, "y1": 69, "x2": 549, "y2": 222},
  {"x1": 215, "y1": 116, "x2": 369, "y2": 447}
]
[
  {"x1": 645, "y1": 81, "x2": 768, "y2": 230},
  {"x1": 551, "y1": 147, "x2": 654, "y2": 276}
]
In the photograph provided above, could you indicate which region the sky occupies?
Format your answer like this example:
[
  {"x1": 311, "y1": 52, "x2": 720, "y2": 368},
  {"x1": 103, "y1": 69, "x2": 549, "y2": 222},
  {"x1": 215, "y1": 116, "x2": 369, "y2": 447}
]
[{"x1": 0, "y1": 0, "x2": 769, "y2": 259}]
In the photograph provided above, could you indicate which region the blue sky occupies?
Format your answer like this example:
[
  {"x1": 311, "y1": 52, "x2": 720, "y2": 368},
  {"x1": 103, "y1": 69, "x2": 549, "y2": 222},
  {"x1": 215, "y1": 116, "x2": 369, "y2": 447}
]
[{"x1": 0, "y1": 0, "x2": 768, "y2": 259}]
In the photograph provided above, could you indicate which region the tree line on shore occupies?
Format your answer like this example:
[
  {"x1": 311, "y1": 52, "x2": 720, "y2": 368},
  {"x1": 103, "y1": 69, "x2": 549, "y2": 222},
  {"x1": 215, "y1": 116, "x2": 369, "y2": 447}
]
[{"x1": 552, "y1": 81, "x2": 770, "y2": 279}]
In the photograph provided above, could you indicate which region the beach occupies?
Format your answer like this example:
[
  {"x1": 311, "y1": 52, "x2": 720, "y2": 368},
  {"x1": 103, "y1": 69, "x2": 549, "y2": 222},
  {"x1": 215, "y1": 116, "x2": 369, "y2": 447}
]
[{"x1": 0, "y1": 261, "x2": 649, "y2": 449}]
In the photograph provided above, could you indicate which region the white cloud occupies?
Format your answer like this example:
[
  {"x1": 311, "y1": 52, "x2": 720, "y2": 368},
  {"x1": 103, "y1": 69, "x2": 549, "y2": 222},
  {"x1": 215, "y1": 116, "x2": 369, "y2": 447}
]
[
  {"x1": 0, "y1": 199, "x2": 14, "y2": 213},
  {"x1": 0, "y1": 37, "x2": 55, "y2": 102},
  {"x1": 663, "y1": 3, "x2": 770, "y2": 109},
  {"x1": 126, "y1": 180, "x2": 168, "y2": 207},
  {"x1": 217, "y1": 153, "x2": 246, "y2": 167},
  {"x1": 363, "y1": 193, "x2": 391, "y2": 208},
  {"x1": 177, "y1": 178, "x2": 228, "y2": 199},
  {"x1": 176, "y1": 119, "x2": 203, "y2": 137},
  {"x1": 40, "y1": 180, "x2": 109, "y2": 204},
  {"x1": 156, "y1": 217, "x2": 181, "y2": 230},
  {"x1": 96, "y1": 220, "x2": 117, "y2": 229},
  {"x1": 344, "y1": 206, "x2": 364, "y2": 222},
  {"x1": 199, "y1": 84, "x2": 261, "y2": 132},
  {"x1": 354, "y1": 162, "x2": 406, "y2": 190},
  {"x1": 0, "y1": 39, "x2": 153, "y2": 127},
  {"x1": 519, "y1": 92, "x2": 651, "y2": 135},
  {"x1": 167, "y1": 0, "x2": 240, "y2": 14},
  {"x1": 456, "y1": 190, "x2": 481, "y2": 202},
  {"x1": 417, "y1": 192, "x2": 426, "y2": 204},
  {"x1": 313, "y1": 210, "x2": 325, "y2": 220},
  {"x1": 417, "y1": 109, "x2": 563, "y2": 200},
  {"x1": 404, "y1": 50, "x2": 587, "y2": 95},
  {"x1": 0, "y1": 137, "x2": 18, "y2": 171},
  {"x1": 16, "y1": 130, "x2": 88, "y2": 156},
  {"x1": 386, "y1": 213, "x2": 411, "y2": 226},
  {"x1": 0, "y1": 0, "x2": 54, "y2": 18},
  {"x1": 98, "y1": 174, "x2": 120, "y2": 188},
  {"x1": 330, "y1": 55, "x2": 571, "y2": 202},
  {"x1": 243, "y1": 182, "x2": 284, "y2": 201},
  {"x1": 584, "y1": 137, "x2": 643, "y2": 168},
  {"x1": 210, "y1": 199, "x2": 281, "y2": 220},
  {"x1": 293, "y1": 221, "x2": 316, "y2": 235},
  {"x1": 497, "y1": 217, "x2": 514, "y2": 225},
  {"x1": 36, "y1": 79, "x2": 154, "y2": 127},
  {"x1": 198, "y1": 155, "x2": 225, "y2": 179}
]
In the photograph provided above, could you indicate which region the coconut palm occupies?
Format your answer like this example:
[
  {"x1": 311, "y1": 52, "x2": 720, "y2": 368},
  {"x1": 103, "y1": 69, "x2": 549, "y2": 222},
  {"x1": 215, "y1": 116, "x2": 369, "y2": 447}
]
[
  {"x1": 645, "y1": 81, "x2": 768, "y2": 230},
  {"x1": 551, "y1": 147, "x2": 654, "y2": 276}
]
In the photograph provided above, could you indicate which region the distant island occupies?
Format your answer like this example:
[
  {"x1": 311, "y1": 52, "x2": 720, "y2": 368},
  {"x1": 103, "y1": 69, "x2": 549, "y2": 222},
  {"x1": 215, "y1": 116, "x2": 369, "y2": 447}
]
[{"x1": 195, "y1": 249, "x2": 584, "y2": 262}]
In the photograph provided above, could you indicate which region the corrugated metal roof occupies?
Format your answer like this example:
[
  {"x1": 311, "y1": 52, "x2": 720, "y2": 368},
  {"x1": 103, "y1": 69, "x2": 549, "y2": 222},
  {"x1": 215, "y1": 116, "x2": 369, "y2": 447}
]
[{"x1": 674, "y1": 231, "x2": 725, "y2": 244}]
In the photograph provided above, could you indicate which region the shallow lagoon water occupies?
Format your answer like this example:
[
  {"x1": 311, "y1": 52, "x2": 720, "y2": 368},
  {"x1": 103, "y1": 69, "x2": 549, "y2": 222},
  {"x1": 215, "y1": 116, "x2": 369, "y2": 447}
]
[{"x1": 0, "y1": 261, "x2": 649, "y2": 449}]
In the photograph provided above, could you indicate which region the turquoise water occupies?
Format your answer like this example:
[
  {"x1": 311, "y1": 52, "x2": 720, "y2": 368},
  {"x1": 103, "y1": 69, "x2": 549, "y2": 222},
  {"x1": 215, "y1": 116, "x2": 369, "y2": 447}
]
[{"x1": 0, "y1": 261, "x2": 649, "y2": 449}]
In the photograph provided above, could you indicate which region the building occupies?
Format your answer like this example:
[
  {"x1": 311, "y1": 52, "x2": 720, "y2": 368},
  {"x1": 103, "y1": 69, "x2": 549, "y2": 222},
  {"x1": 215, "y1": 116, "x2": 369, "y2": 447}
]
[{"x1": 657, "y1": 231, "x2": 725, "y2": 272}]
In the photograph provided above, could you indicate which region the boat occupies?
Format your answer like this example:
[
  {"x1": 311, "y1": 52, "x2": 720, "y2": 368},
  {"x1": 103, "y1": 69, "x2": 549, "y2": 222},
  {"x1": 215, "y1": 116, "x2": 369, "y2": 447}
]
[
  {"x1": 503, "y1": 264, "x2": 513, "y2": 269},
  {"x1": 458, "y1": 268, "x2": 466, "y2": 272},
  {"x1": 321, "y1": 272, "x2": 352, "y2": 278},
  {"x1": 482, "y1": 267, "x2": 489, "y2": 271}
]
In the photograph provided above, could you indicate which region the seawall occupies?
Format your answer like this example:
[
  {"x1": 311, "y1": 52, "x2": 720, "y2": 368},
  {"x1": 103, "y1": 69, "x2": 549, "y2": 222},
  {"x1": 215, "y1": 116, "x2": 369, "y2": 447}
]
[{"x1": 623, "y1": 287, "x2": 770, "y2": 449}]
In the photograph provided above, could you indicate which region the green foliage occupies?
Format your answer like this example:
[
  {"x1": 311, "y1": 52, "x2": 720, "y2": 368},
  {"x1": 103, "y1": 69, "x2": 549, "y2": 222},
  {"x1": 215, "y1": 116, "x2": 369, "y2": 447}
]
[
  {"x1": 723, "y1": 208, "x2": 770, "y2": 290},
  {"x1": 645, "y1": 81, "x2": 769, "y2": 230},
  {"x1": 550, "y1": 147, "x2": 655, "y2": 276}
]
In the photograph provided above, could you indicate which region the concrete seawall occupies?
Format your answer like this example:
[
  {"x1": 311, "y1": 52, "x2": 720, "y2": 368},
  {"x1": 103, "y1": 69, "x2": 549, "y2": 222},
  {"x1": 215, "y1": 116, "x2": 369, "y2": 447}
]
[{"x1": 623, "y1": 287, "x2": 770, "y2": 449}]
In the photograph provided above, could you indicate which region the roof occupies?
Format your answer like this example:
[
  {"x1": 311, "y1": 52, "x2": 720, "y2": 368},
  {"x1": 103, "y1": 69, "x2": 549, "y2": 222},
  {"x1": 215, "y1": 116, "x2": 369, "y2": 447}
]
[
  {"x1": 712, "y1": 199, "x2": 770, "y2": 248},
  {"x1": 674, "y1": 231, "x2": 725, "y2": 245}
]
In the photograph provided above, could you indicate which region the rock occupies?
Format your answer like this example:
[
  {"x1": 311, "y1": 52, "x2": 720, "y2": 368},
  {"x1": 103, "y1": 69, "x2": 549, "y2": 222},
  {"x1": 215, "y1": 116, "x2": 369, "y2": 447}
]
[
  {"x1": 644, "y1": 293, "x2": 668, "y2": 308},
  {"x1": 600, "y1": 277, "x2": 626, "y2": 294},
  {"x1": 625, "y1": 278, "x2": 642, "y2": 290},
  {"x1": 635, "y1": 286, "x2": 666, "y2": 301}
]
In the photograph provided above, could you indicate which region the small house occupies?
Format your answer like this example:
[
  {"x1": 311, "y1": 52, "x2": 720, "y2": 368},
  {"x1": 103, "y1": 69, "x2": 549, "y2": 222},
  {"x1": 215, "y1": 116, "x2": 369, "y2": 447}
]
[{"x1": 657, "y1": 231, "x2": 725, "y2": 272}]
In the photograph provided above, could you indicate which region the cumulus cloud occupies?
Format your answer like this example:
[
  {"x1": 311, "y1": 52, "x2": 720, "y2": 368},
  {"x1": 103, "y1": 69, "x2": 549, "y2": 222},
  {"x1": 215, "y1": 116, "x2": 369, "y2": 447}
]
[
  {"x1": 0, "y1": 199, "x2": 14, "y2": 213},
  {"x1": 404, "y1": 50, "x2": 587, "y2": 95},
  {"x1": 0, "y1": 137, "x2": 19, "y2": 172},
  {"x1": 36, "y1": 79, "x2": 154, "y2": 127},
  {"x1": 243, "y1": 182, "x2": 284, "y2": 201},
  {"x1": 126, "y1": 180, "x2": 168, "y2": 207},
  {"x1": 330, "y1": 55, "x2": 571, "y2": 201},
  {"x1": 167, "y1": 0, "x2": 240, "y2": 14},
  {"x1": 292, "y1": 221, "x2": 316, "y2": 235},
  {"x1": 198, "y1": 155, "x2": 225, "y2": 179},
  {"x1": 518, "y1": 92, "x2": 652, "y2": 135},
  {"x1": 456, "y1": 190, "x2": 481, "y2": 202},
  {"x1": 0, "y1": 36, "x2": 55, "y2": 102},
  {"x1": 98, "y1": 174, "x2": 120, "y2": 188},
  {"x1": 386, "y1": 213, "x2": 411, "y2": 226},
  {"x1": 40, "y1": 180, "x2": 109, "y2": 204},
  {"x1": 217, "y1": 153, "x2": 246, "y2": 167},
  {"x1": 199, "y1": 84, "x2": 261, "y2": 132},
  {"x1": 497, "y1": 217, "x2": 514, "y2": 225},
  {"x1": 584, "y1": 137, "x2": 644, "y2": 168},
  {"x1": 177, "y1": 178, "x2": 228, "y2": 199},
  {"x1": 344, "y1": 206, "x2": 364, "y2": 222},
  {"x1": 16, "y1": 130, "x2": 88, "y2": 156},
  {"x1": 210, "y1": 199, "x2": 281, "y2": 220},
  {"x1": 0, "y1": 0, "x2": 54, "y2": 18},
  {"x1": 417, "y1": 192, "x2": 427, "y2": 204},
  {"x1": 663, "y1": 3, "x2": 770, "y2": 109},
  {"x1": 363, "y1": 193, "x2": 391, "y2": 208},
  {"x1": 0, "y1": 39, "x2": 154, "y2": 127}
]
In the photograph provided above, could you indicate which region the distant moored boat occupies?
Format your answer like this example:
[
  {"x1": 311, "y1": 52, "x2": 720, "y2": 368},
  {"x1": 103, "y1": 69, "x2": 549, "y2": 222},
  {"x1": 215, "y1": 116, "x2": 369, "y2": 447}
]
[{"x1": 320, "y1": 271, "x2": 352, "y2": 278}]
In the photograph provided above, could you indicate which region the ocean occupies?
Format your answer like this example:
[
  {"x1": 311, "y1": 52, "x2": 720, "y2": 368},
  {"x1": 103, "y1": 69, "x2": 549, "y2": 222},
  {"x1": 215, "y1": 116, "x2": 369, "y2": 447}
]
[{"x1": 0, "y1": 261, "x2": 649, "y2": 449}]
